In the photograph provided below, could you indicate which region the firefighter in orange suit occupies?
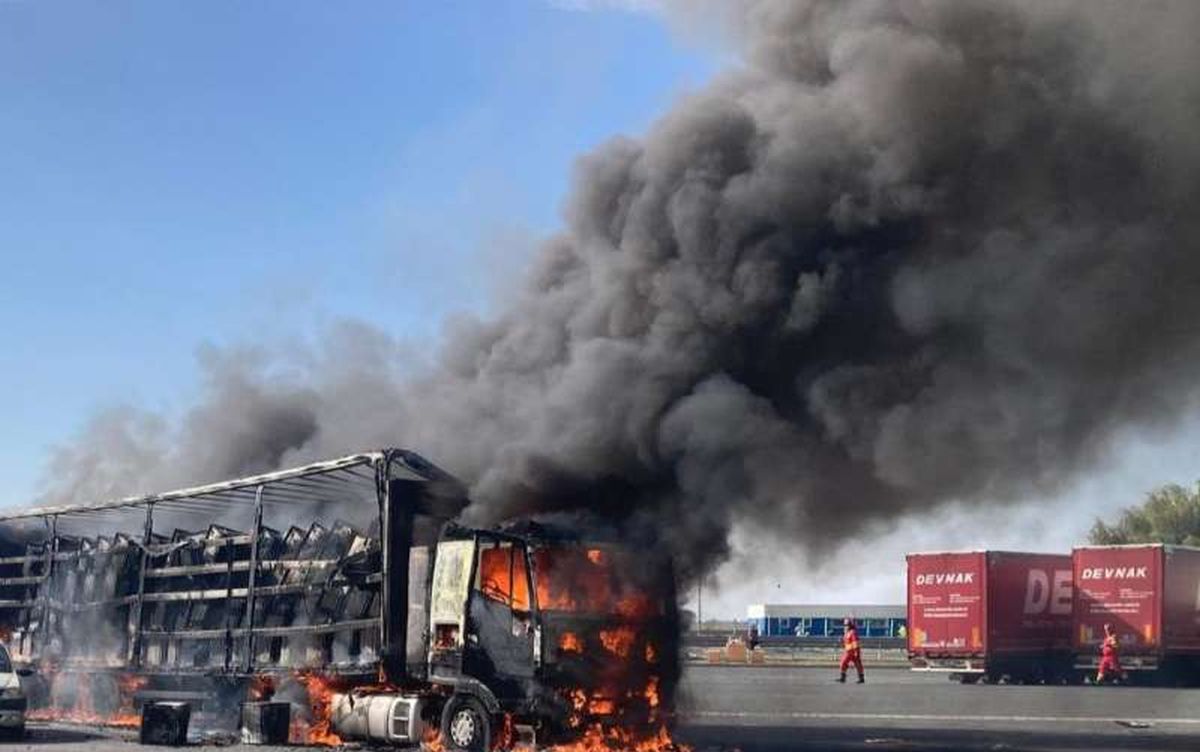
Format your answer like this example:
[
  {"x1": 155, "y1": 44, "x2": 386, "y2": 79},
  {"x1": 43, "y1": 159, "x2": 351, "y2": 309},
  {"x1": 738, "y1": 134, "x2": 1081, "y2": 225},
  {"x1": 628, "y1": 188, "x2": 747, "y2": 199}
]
[
  {"x1": 837, "y1": 617, "x2": 865, "y2": 683},
  {"x1": 1096, "y1": 623, "x2": 1126, "y2": 684}
]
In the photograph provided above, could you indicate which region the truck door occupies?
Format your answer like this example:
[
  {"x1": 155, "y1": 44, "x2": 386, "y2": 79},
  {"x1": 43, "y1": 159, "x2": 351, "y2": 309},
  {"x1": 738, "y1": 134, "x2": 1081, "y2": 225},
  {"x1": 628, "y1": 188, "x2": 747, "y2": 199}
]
[
  {"x1": 464, "y1": 538, "x2": 536, "y2": 700},
  {"x1": 429, "y1": 540, "x2": 475, "y2": 678}
]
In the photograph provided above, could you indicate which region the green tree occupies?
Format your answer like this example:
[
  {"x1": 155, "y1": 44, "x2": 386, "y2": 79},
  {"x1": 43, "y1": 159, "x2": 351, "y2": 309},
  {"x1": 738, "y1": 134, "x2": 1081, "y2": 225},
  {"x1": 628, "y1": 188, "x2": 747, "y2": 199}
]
[{"x1": 1089, "y1": 483, "x2": 1200, "y2": 546}]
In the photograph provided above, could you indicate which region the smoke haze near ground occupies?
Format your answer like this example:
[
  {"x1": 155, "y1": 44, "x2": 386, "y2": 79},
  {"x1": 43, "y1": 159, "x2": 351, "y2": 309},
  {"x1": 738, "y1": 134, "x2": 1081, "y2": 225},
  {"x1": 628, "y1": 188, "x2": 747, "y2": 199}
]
[
  {"x1": 697, "y1": 417, "x2": 1200, "y2": 618},
  {"x1": 36, "y1": 1, "x2": 1200, "y2": 584}
]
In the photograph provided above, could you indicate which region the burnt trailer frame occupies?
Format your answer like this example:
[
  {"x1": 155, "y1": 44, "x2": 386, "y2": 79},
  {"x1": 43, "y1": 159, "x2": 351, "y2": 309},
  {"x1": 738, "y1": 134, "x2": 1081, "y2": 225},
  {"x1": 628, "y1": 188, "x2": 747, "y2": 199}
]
[
  {"x1": 0, "y1": 450, "x2": 681, "y2": 748},
  {"x1": 0, "y1": 448, "x2": 466, "y2": 685}
]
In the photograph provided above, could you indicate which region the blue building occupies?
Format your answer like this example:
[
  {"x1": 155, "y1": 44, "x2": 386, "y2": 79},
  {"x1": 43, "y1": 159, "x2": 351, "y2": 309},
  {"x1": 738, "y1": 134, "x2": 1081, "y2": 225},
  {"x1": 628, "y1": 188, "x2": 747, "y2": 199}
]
[{"x1": 747, "y1": 604, "x2": 906, "y2": 638}]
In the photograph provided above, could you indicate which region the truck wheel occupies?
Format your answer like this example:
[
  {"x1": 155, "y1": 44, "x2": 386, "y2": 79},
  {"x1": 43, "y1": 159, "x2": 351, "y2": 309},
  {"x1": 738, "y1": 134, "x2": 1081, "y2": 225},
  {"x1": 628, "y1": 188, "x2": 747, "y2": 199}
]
[{"x1": 441, "y1": 695, "x2": 491, "y2": 752}]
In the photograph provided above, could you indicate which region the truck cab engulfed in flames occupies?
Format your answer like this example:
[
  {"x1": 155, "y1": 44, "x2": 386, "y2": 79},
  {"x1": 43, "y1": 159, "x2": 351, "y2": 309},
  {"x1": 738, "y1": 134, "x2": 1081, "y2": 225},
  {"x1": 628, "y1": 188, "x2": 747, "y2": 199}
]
[
  {"x1": 427, "y1": 521, "x2": 679, "y2": 743},
  {"x1": 0, "y1": 449, "x2": 680, "y2": 750}
]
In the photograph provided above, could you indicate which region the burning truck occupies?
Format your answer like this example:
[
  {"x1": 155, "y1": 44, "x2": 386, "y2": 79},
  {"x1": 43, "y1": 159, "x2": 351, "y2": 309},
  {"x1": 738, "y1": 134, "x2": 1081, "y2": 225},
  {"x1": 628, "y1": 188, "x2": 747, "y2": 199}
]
[{"x1": 0, "y1": 448, "x2": 680, "y2": 749}]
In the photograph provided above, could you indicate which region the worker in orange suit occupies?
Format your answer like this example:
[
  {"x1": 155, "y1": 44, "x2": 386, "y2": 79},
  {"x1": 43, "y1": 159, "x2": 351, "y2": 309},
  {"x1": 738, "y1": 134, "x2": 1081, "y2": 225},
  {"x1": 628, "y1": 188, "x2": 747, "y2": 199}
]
[
  {"x1": 1096, "y1": 623, "x2": 1126, "y2": 684},
  {"x1": 837, "y1": 617, "x2": 865, "y2": 684}
]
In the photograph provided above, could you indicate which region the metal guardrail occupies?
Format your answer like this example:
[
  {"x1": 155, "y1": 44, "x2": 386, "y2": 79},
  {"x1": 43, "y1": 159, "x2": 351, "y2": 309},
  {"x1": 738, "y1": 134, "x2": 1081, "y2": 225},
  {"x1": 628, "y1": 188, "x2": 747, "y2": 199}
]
[{"x1": 684, "y1": 632, "x2": 904, "y2": 650}]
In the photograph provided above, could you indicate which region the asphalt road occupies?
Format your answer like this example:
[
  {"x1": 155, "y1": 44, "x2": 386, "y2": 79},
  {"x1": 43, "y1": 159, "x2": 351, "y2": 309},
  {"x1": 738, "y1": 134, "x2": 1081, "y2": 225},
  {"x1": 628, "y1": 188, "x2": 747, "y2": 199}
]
[
  {"x1": 676, "y1": 665, "x2": 1200, "y2": 752},
  {"x1": 11, "y1": 666, "x2": 1200, "y2": 751}
]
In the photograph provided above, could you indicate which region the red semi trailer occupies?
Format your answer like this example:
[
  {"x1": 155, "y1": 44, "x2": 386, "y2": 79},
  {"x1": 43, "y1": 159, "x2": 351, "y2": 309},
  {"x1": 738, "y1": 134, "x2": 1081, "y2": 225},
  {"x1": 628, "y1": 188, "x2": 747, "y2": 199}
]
[
  {"x1": 907, "y1": 551, "x2": 1073, "y2": 683},
  {"x1": 1072, "y1": 544, "x2": 1200, "y2": 682}
]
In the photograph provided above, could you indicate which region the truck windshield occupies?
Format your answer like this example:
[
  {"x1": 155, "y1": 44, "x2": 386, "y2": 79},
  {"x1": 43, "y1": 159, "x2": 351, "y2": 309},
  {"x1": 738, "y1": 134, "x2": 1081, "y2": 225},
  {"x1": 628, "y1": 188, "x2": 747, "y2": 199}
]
[{"x1": 532, "y1": 546, "x2": 658, "y2": 616}]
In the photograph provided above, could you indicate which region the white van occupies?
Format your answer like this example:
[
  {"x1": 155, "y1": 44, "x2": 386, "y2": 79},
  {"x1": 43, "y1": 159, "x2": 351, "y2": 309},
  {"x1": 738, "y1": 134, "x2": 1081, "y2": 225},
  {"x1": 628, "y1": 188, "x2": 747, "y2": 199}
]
[{"x1": 0, "y1": 645, "x2": 26, "y2": 737}]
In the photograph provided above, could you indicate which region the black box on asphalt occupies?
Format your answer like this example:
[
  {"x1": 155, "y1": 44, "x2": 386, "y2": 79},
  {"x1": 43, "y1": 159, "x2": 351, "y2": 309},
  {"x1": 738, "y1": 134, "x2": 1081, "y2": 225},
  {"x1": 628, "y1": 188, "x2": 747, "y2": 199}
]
[
  {"x1": 139, "y1": 701, "x2": 191, "y2": 746},
  {"x1": 239, "y1": 700, "x2": 291, "y2": 745}
]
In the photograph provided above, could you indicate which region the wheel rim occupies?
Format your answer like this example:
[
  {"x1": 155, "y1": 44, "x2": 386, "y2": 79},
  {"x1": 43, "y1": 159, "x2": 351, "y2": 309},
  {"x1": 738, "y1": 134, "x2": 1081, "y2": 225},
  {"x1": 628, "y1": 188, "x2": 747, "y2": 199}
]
[{"x1": 450, "y1": 707, "x2": 480, "y2": 748}]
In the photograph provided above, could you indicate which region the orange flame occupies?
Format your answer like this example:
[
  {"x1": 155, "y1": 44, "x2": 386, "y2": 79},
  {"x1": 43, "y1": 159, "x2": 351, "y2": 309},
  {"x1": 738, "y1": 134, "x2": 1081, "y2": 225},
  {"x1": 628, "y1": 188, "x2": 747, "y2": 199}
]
[
  {"x1": 599, "y1": 627, "x2": 636, "y2": 659},
  {"x1": 117, "y1": 673, "x2": 149, "y2": 697},
  {"x1": 28, "y1": 672, "x2": 143, "y2": 728},
  {"x1": 496, "y1": 713, "x2": 516, "y2": 750},
  {"x1": 645, "y1": 676, "x2": 660, "y2": 709},
  {"x1": 26, "y1": 708, "x2": 141, "y2": 728},
  {"x1": 548, "y1": 723, "x2": 689, "y2": 752},
  {"x1": 479, "y1": 546, "x2": 531, "y2": 610},
  {"x1": 559, "y1": 632, "x2": 584, "y2": 654},
  {"x1": 248, "y1": 674, "x2": 275, "y2": 702},
  {"x1": 423, "y1": 724, "x2": 447, "y2": 752},
  {"x1": 531, "y1": 545, "x2": 680, "y2": 751},
  {"x1": 28, "y1": 676, "x2": 141, "y2": 729},
  {"x1": 533, "y1": 549, "x2": 614, "y2": 613},
  {"x1": 587, "y1": 697, "x2": 616, "y2": 716},
  {"x1": 289, "y1": 672, "x2": 343, "y2": 746}
]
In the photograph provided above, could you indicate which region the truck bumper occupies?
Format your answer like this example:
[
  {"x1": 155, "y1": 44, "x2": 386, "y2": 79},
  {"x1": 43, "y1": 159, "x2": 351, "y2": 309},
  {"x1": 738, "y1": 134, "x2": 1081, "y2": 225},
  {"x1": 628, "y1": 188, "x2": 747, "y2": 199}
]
[{"x1": 908, "y1": 657, "x2": 984, "y2": 673}]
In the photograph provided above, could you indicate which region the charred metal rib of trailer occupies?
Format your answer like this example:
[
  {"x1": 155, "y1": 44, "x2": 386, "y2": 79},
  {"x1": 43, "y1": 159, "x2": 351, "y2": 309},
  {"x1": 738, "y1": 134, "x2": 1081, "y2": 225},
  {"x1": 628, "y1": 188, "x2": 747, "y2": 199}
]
[{"x1": 0, "y1": 448, "x2": 466, "y2": 681}]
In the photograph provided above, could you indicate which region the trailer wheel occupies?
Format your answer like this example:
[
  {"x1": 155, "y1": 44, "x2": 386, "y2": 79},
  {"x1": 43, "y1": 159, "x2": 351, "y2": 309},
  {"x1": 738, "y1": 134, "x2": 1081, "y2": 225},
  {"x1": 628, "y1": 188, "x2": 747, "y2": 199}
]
[
  {"x1": 441, "y1": 695, "x2": 491, "y2": 752},
  {"x1": 0, "y1": 723, "x2": 24, "y2": 740}
]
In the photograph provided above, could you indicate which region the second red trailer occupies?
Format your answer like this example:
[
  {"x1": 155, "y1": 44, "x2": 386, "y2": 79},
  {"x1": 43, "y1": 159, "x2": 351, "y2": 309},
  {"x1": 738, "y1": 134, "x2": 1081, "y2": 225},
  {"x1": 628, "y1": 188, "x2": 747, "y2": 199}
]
[{"x1": 1072, "y1": 544, "x2": 1200, "y2": 679}]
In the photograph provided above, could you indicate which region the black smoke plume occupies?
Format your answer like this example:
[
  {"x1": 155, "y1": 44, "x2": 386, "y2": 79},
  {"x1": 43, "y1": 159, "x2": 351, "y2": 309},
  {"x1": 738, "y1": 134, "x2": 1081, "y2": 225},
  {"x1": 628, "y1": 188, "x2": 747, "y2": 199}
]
[{"x1": 36, "y1": 1, "x2": 1200, "y2": 581}]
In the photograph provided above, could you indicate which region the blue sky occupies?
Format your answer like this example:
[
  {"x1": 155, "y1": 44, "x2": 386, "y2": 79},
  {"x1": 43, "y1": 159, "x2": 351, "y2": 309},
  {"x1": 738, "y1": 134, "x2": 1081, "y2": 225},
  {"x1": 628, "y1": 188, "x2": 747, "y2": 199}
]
[{"x1": 0, "y1": 1, "x2": 716, "y2": 507}]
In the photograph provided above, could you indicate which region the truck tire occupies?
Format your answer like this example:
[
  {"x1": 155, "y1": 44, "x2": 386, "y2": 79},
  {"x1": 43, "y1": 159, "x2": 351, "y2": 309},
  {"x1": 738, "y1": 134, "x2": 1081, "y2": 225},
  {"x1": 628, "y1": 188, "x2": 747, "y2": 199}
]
[{"x1": 441, "y1": 695, "x2": 491, "y2": 752}]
